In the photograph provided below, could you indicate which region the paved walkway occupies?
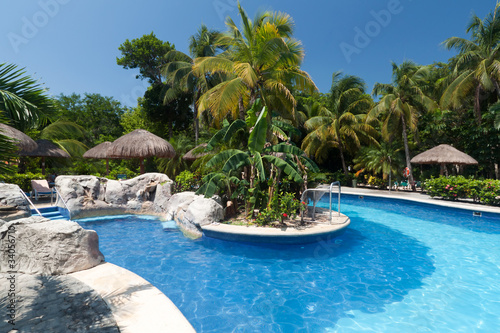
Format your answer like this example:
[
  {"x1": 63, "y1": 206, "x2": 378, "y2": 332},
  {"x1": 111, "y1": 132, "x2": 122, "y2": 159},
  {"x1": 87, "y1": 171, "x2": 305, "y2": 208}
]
[{"x1": 339, "y1": 186, "x2": 500, "y2": 214}]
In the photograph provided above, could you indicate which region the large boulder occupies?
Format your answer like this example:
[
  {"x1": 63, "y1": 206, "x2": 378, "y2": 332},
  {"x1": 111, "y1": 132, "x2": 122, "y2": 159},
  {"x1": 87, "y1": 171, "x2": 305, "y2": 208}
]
[
  {"x1": 0, "y1": 183, "x2": 31, "y2": 221},
  {"x1": 0, "y1": 216, "x2": 104, "y2": 275},
  {"x1": 165, "y1": 192, "x2": 223, "y2": 237}
]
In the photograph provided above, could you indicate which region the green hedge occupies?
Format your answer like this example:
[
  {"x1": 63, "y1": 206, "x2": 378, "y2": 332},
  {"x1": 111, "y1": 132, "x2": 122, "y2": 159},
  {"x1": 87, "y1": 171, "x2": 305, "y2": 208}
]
[
  {"x1": 0, "y1": 172, "x2": 45, "y2": 192},
  {"x1": 425, "y1": 176, "x2": 500, "y2": 206}
]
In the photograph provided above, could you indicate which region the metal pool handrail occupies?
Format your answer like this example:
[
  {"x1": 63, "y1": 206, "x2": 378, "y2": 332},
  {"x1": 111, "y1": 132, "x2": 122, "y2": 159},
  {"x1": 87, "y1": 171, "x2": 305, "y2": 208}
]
[
  {"x1": 17, "y1": 186, "x2": 41, "y2": 216},
  {"x1": 329, "y1": 181, "x2": 341, "y2": 220},
  {"x1": 300, "y1": 182, "x2": 341, "y2": 224},
  {"x1": 54, "y1": 187, "x2": 72, "y2": 220}
]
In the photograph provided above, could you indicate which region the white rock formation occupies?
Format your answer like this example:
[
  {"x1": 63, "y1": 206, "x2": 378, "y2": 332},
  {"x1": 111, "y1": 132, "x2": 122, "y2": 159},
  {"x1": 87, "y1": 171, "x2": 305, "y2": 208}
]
[
  {"x1": 165, "y1": 192, "x2": 224, "y2": 237},
  {"x1": 0, "y1": 216, "x2": 104, "y2": 275},
  {"x1": 55, "y1": 173, "x2": 173, "y2": 219},
  {"x1": 0, "y1": 183, "x2": 31, "y2": 221}
]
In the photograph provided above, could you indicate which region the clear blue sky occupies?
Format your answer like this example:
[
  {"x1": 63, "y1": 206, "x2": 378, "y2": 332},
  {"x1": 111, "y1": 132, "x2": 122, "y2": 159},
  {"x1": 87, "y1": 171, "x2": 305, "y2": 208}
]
[{"x1": 1, "y1": 0, "x2": 496, "y2": 108}]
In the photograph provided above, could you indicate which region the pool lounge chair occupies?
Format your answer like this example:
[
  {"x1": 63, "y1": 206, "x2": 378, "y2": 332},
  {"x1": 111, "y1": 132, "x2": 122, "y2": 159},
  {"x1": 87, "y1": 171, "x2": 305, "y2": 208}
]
[{"x1": 31, "y1": 179, "x2": 56, "y2": 201}]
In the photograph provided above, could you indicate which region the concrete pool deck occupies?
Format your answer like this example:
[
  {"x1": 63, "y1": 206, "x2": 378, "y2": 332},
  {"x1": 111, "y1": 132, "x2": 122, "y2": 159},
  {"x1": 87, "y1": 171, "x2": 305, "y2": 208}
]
[
  {"x1": 70, "y1": 263, "x2": 195, "y2": 333},
  {"x1": 340, "y1": 187, "x2": 500, "y2": 214}
]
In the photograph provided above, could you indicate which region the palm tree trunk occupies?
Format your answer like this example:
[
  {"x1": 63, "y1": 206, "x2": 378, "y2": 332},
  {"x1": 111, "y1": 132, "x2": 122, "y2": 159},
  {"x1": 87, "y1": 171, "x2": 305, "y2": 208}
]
[
  {"x1": 339, "y1": 146, "x2": 349, "y2": 179},
  {"x1": 401, "y1": 115, "x2": 416, "y2": 191},
  {"x1": 474, "y1": 85, "x2": 482, "y2": 124},
  {"x1": 193, "y1": 98, "x2": 199, "y2": 144},
  {"x1": 238, "y1": 98, "x2": 245, "y2": 120},
  {"x1": 247, "y1": 163, "x2": 255, "y2": 217}
]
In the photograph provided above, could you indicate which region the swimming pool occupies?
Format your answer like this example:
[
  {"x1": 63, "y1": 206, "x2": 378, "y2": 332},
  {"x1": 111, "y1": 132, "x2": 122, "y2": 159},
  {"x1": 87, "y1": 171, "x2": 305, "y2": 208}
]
[{"x1": 76, "y1": 195, "x2": 500, "y2": 332}]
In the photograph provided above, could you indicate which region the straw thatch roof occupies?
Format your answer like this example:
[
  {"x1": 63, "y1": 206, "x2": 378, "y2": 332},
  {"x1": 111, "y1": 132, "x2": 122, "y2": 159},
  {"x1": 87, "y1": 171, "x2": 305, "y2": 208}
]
[
  {"x1": 83, "y1": 141, "x2": 113, "y2": 159},
  {"x1": 410, "y1": 144, "x2": 478, "y2": 165},
  {"x1": 20, "y1": 139, "x2": 70, "y2": 158},
  {"x1": 107, "y1": 129, "x2": 176, "y2": 159},
  {"x1": 0, "y1": 123, "x2": 37, "y2": 151},
  {"x1": 183, "y1": 143, "x2": 208, "y2": 161}
]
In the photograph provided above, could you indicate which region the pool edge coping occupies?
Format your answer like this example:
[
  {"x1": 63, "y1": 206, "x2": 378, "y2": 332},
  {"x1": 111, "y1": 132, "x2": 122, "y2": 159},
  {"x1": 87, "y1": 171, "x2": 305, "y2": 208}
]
[{"x1": 69, "y1": 262, "x2": 195, "y2": 333}]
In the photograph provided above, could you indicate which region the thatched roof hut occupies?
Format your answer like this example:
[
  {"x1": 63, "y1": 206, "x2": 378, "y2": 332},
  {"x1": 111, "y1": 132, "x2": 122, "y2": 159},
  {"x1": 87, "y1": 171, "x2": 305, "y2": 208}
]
[
  {"x1": 107, "y1": 129, "x2": 176, "y2": 174},
  {"x1": 83, "y1": 141, "x2": 114, "y2": 174},
  {"x1": 20, "y1": 139, "x2": 70, "y2": 175},
  {"x1": 83, "y1": 141, "x2": 113, "y2": 159},
  {"x1": 0, "y1": 123, "x2": 37, "y2": 152},
  {"x1": 183, "y1": 143, "x2": 208, "y2": 161},
  {"x1": 410, "y1": 144, "x2": 478, "y2": 175}
]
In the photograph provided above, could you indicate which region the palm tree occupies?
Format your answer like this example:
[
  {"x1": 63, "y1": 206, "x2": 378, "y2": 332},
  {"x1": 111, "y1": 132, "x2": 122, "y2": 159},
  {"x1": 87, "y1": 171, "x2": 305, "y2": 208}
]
[
  {"x1": 193, "y1": 3, "x2": 317, "y2": 133},
  {"x1": 157, "y1": 134, "x2": 195, "y2": 179},
  {"x1": 302, "y1": 73, "x2": 377, "y2": 178},
  {"x1": 441, "y1": 3, "x2": 500, "y2": 123},
  {"x1": 0, "y1": 63, "x2": 55, "y2": 131},
  {"x1": 368, "y1": 61, "x2": 437, "y2": 191},
  {"x1": 39, "y1": 120, "x2": 88, "y2": 157},
  {"x1": 353, "y1": 141, "x2": 404, "y2": 181},
  {"x1": 162, "y1": 25, "x2": 222, "y2": 143}
]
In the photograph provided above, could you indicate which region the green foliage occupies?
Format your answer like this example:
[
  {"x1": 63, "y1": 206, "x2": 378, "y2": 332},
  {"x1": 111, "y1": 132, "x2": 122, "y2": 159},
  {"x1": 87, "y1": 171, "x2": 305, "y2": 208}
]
[
  {"x1": 55, "y1": 93, "x2": 126, "y2": 146},
  {"x1": 425, "y1": 176, "x2": 500, "y2": 206},
  {"x1": 108, "y1": 167, "x2": 139, "y2": 180},
  {"x1": 140, "y1": 83, "x2": 193, "y2": 139},
  {"x1": 117, "y1": 32, "x2": 175, "y2": 85},
  {"x1": 0, "y1": 172, "x2": 45, "y2": 192},
  {"x1": 368, "y1": 176, "x2": 386, "y2": 189},
  {"x1": 0, "y1": 63, "x2": 55, "y2": 131},
  {"x1": 254, "y1": 207, "x2": 279, "y2": 226},
  {"x1": 174, "y1": 170, "x2": 199, "y2": 193},
  {"x1": 254, "y1": 191, "x2": 303, "y2": 226}
]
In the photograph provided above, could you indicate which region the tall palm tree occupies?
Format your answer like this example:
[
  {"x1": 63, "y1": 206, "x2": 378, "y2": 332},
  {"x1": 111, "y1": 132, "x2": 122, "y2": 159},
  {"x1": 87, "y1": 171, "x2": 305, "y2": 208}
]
[
  {"x1": 368, "y1": 61, "x2": 437, "y2": 191},
  {"x1": 302, "y1": 73, "x2": 377, "y2": 178},
  {"x1": 0, "y1": 63, "x2": 55, "y2": 131},
  {"x1": 193, "y1": 3, "x2": 317, "y2": 133},
  {"x1": 441, "y1": 3, "x2": 500, "y2": 124},
  {"x1": 163, "y1": 25, "x2": 222, "y2": 143}
]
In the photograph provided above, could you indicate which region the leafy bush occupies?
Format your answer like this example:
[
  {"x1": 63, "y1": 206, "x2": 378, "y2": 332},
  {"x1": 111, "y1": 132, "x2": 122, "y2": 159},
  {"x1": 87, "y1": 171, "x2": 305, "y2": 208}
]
[
  {"x1": 425, "y1": 176, "x2": 500, "y2": 206},
  {"x1": 368, "y1": 176, "x2": 386, "y2": 189},
  {"x1": 254, "y1": 191, "x2": 305, "y2": 226},
  {"x1": 108, "y1": 167, "x2": 138, "y2": 180},
  {"x1": 174, "y1": 170, "x2": 199, "y2": 193},
  {"x1": 0, "y1": 172, "x2": 45, "y2": 192}
]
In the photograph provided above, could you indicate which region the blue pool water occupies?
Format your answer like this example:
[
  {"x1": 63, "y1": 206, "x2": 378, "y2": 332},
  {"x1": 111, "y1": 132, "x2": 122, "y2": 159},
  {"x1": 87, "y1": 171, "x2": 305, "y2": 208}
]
[{"x1": 76, "y1": 195, "x2": 500, "y2": 332}]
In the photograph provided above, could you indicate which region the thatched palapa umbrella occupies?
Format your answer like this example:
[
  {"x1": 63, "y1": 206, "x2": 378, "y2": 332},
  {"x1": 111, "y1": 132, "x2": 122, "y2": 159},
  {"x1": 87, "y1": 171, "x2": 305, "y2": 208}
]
[
  {"x1": 107, "y1": 129, "x2": 176, "y2": 174},
  {"x1": 0, "y1": 123, "x2": 37, "y2": 152},
  {"x1": 410, "y1": 144, "x2": 478, "y2": 176},
  {"x1": 83, "y1": 141, "x2": 114, "y2": 175},
  {"x1": 183, "y1": 143, "x2": 208, "y2": 161},
  {"x1": 20, "y1": 139, "x2": 70, "y2": 175}
]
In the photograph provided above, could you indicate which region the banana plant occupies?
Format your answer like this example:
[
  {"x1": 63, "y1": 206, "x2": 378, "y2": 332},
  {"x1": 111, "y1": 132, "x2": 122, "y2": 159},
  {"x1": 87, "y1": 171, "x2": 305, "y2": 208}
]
[{"x1": 196, "y1": 100, "x2": 318, "y2": 214}]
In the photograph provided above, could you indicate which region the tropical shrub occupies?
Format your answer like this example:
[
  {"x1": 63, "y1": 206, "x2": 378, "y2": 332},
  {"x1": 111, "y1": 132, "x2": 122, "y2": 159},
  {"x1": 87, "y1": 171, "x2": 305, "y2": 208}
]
[
  {"x1": 108, "y1": 167, "x2": 138, "y2": 180},
  {"x1": 254, "y1": 191, "x2": 305, "y2": 226},
  {"x1": 0, "y1": 172, "x2": 45, "y2": 192},
  {"x1": 174, "y1": 170, "x2": 199, "y2": 193},
  {"x1": 368, "y1": 176, "x2": 386, "y2": 189},
  {"x1": 425, "y1": 176, "x2": 500, "y2": 206}
]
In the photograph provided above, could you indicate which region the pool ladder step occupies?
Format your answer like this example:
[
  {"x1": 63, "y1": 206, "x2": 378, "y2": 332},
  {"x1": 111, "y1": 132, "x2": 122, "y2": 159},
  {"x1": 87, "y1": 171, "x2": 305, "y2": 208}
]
[{"x1": 31, "y1": 206, "x2": 66, "y2": 221}]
